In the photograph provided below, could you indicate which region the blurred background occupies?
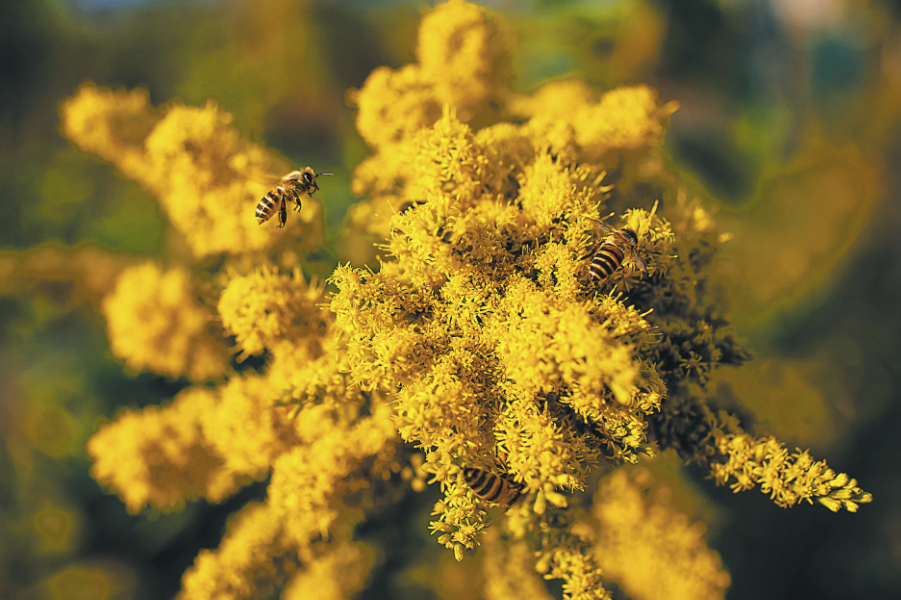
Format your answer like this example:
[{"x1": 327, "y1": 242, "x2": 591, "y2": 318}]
[{"x1": 1, "y1": 0, "x2": 899, "y2": 598}]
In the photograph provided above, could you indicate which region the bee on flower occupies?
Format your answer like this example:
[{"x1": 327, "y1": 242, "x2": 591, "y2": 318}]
[
  {"x1": 585, "y1": 218, "x2": 648, "y2": 286},
  {"x1": 255, "y1": 167, "x2": 333, "y2": 228},
  {"x1": 463, "y1": 467, "x2": 523, "y2": 508}
]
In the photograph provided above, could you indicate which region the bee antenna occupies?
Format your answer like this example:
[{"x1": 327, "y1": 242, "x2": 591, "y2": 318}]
[{"x1": 317, "y1": 172, "x2": 335, "y2": 177}]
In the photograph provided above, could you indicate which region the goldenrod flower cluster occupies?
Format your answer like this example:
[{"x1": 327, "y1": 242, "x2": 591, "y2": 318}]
[
  {"x1": 87, "y1": 386, "x2": 239, "y2": 513},
  {"x1": 85, "y1": 259, "x2": 397, "y2": 598},
  {"x1": 711, "y1": 434, "x2": 872, "y2": 512},
  {"x1": 592, "y1": 469, "x2": 730, "y2": 600},
  {"x1": 218, "y1": 266, "x2": 329, "y2": 358},
  {"x1": 101, "y1": 262, "x2": 227, "y2": 381},
  {"x1": 61, "y1": 83, "x2": 323, "y2": 258},
  {"x1": 73, "y1": 2, "x2": 871, "y2": 600}
]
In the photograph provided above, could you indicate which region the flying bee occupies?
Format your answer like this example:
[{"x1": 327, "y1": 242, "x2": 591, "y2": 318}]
[
  {"x1": 585, "y1": 217, "x2": 648, "y2": 286},
  {"x1": 462, "y1": 467, "x2": 524, "y2": 507},
  {"x1": 255, "y1": 167, "x2": 333, "y2": 228}
]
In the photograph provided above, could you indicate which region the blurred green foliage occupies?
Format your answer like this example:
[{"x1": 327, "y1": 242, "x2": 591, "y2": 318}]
[{"x1": 1, "y1": 0, "x2": 900, "y2": 599}]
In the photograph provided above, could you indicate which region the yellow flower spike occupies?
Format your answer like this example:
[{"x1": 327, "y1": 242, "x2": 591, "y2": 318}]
[
  {"x1": 74, "y1": 3, "x2": 872, "y2": 599},
  {"x1": 60, "y1": 82, "x2": 160, "y2": 181},
  {"x1": 87, "y1": 386, "x2": 239, "y2": 513},
  {"x1": 482, "y1": 532, "x2": 555, "y2": 600},
  {"x1": 282, "y1": 542, "x2": 377, "y2": 600},
  {"x1": 574, "y1": 85, "x2": 678, "y2": 157},
  {"x1": 200, "y1": 374, "x2": 299, "y2": 479},
  {"x1": 179, "y1": 502, "x2": 301, "y2": 600},
  {"x1": 709, "y1": 434, "x2": 872, "y2": 511},
  {"x1": 218, "y1": 266, "x2": 329, "y2": 359},
  {"x1": 101, "y1": 262, "x2": 227, "y2": 381},
  {"x1": 267, "y1": 406, "x2": 398, "y2": 549}
]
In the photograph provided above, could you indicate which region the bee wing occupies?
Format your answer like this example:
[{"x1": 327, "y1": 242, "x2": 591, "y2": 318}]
[
  {"x1": 586, "y1": 216, "x2": 615, "y2": 235},
  {"x1": 630, "y1": 250, "x2": 649, "y2": 275}
]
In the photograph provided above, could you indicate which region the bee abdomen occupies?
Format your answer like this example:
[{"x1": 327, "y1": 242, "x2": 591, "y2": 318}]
[
  {"x1": 255, "y1": 189, "x2": 282, "y2": 221},
  {"x1": 463, "y1": 468, "x2": 523, "y2": 506},
  {"x1": 589, "y1": 244, "x2": 625, "y2": 283}
]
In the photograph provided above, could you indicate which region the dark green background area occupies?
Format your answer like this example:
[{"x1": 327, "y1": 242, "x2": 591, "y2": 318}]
[{"x1": 1, "y1": 1, "x2": 899, "y2": 599}]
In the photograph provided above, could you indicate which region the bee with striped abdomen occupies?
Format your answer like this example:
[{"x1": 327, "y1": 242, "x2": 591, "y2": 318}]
[
  {"x1": 462, "y1": 467, "x2": 524, "y2": 507},
  {"x1": 585, "y1": 217, "x2": 648, "y2": 286},
  {"x1": 255, "y1": 166, "x2": 333, "y2": 228}
]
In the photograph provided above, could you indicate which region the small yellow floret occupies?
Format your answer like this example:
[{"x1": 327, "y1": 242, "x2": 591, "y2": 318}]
[{"x1": 102, "y1": 263, "x2": 227, "y2": 381}]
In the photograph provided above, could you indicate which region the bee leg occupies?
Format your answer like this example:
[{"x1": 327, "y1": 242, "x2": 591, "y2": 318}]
[
  {"x1": 292, "y1": 190, "x2": 302, "y2": 212},
  {"x1": 277, "y1": 197, "x2": 287, "y2": 228}
]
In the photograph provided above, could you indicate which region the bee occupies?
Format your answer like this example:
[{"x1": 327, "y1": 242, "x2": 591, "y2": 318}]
[
  {"x1": 462, "y1": 467, "x2": 524, "y2": 507},
  {"x1": 585, "y1": 217, "x2": 648, "y2": 286},
  {"x1": 255, "y1": 167, "x2": 333, "y2": 228}
]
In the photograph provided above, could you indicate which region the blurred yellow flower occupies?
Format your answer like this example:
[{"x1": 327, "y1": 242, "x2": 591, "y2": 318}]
[
  {"x1": 87, "y1": 386, "x2": 239, "y2": 513},
  {"x1": 593, "y1": 469, "x2": 730, "y2": 600},
  {"x1": 62, "y1": 84, "x2": 324, "y2": 258},
  {"x1": 416, "y1": 0, "x2": 512, "y2": 122},
  {"x1": 101, "y1": 262, "x2": 227, "y2": 381}
]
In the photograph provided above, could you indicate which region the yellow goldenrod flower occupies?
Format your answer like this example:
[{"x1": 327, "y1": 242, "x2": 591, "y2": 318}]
[
  {"x1": 352, "y1": 65, "x2": 442, "y2": 149},
  {"x1": 201, "y1": 374, "x2": 299, "y2": 480},
  {"x1": 593, "y1": 469, "x2": 731, "y2": 600},
  {"x1": 101, "y1": 262, "x2": 227, "y2": 381},
  {"x1": 218, "y1": 266, "x2": 329, "y2": 359},
  {"x1": 510, "y1": 81, "x2": 678, "y2": 161},
  {"x1": 61, "y1": 85, "x2": 324, "y2": 257},
  {"x1": 416, "y1": 0, "x2": 512, "y2": 122},
  {"x1": 710, "y1": 434, "x2": 873, "y2": 512},
  {"x1": 267, "y1": 404, "x2": 398, "y2": 548},
  {"x1": 77, "y1": 3, "x2": 871, "y2": 600},
  {"x1": 179, "y1": 502, "x2": 300, "y2": 600},
  {"x1": 481, "y1": 531, "x2": 555, "y2": 600},
  {"x1": 60, "y1": 83, "x2": 160, "y2": 183},
  {"x1": 87, "y1": 386, "x2": 239, "y2": 513},
  {"x1": 282, "y1": 542, "x2": 376, "y2": 600}
]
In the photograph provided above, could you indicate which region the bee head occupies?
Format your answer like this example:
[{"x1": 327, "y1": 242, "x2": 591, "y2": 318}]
[
  {"x1": 302, "y1": 170, "x2": 315, "y2": 185},
  {"x1": 622, "y1": 228, "x2": 638, "y2": 245}
]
